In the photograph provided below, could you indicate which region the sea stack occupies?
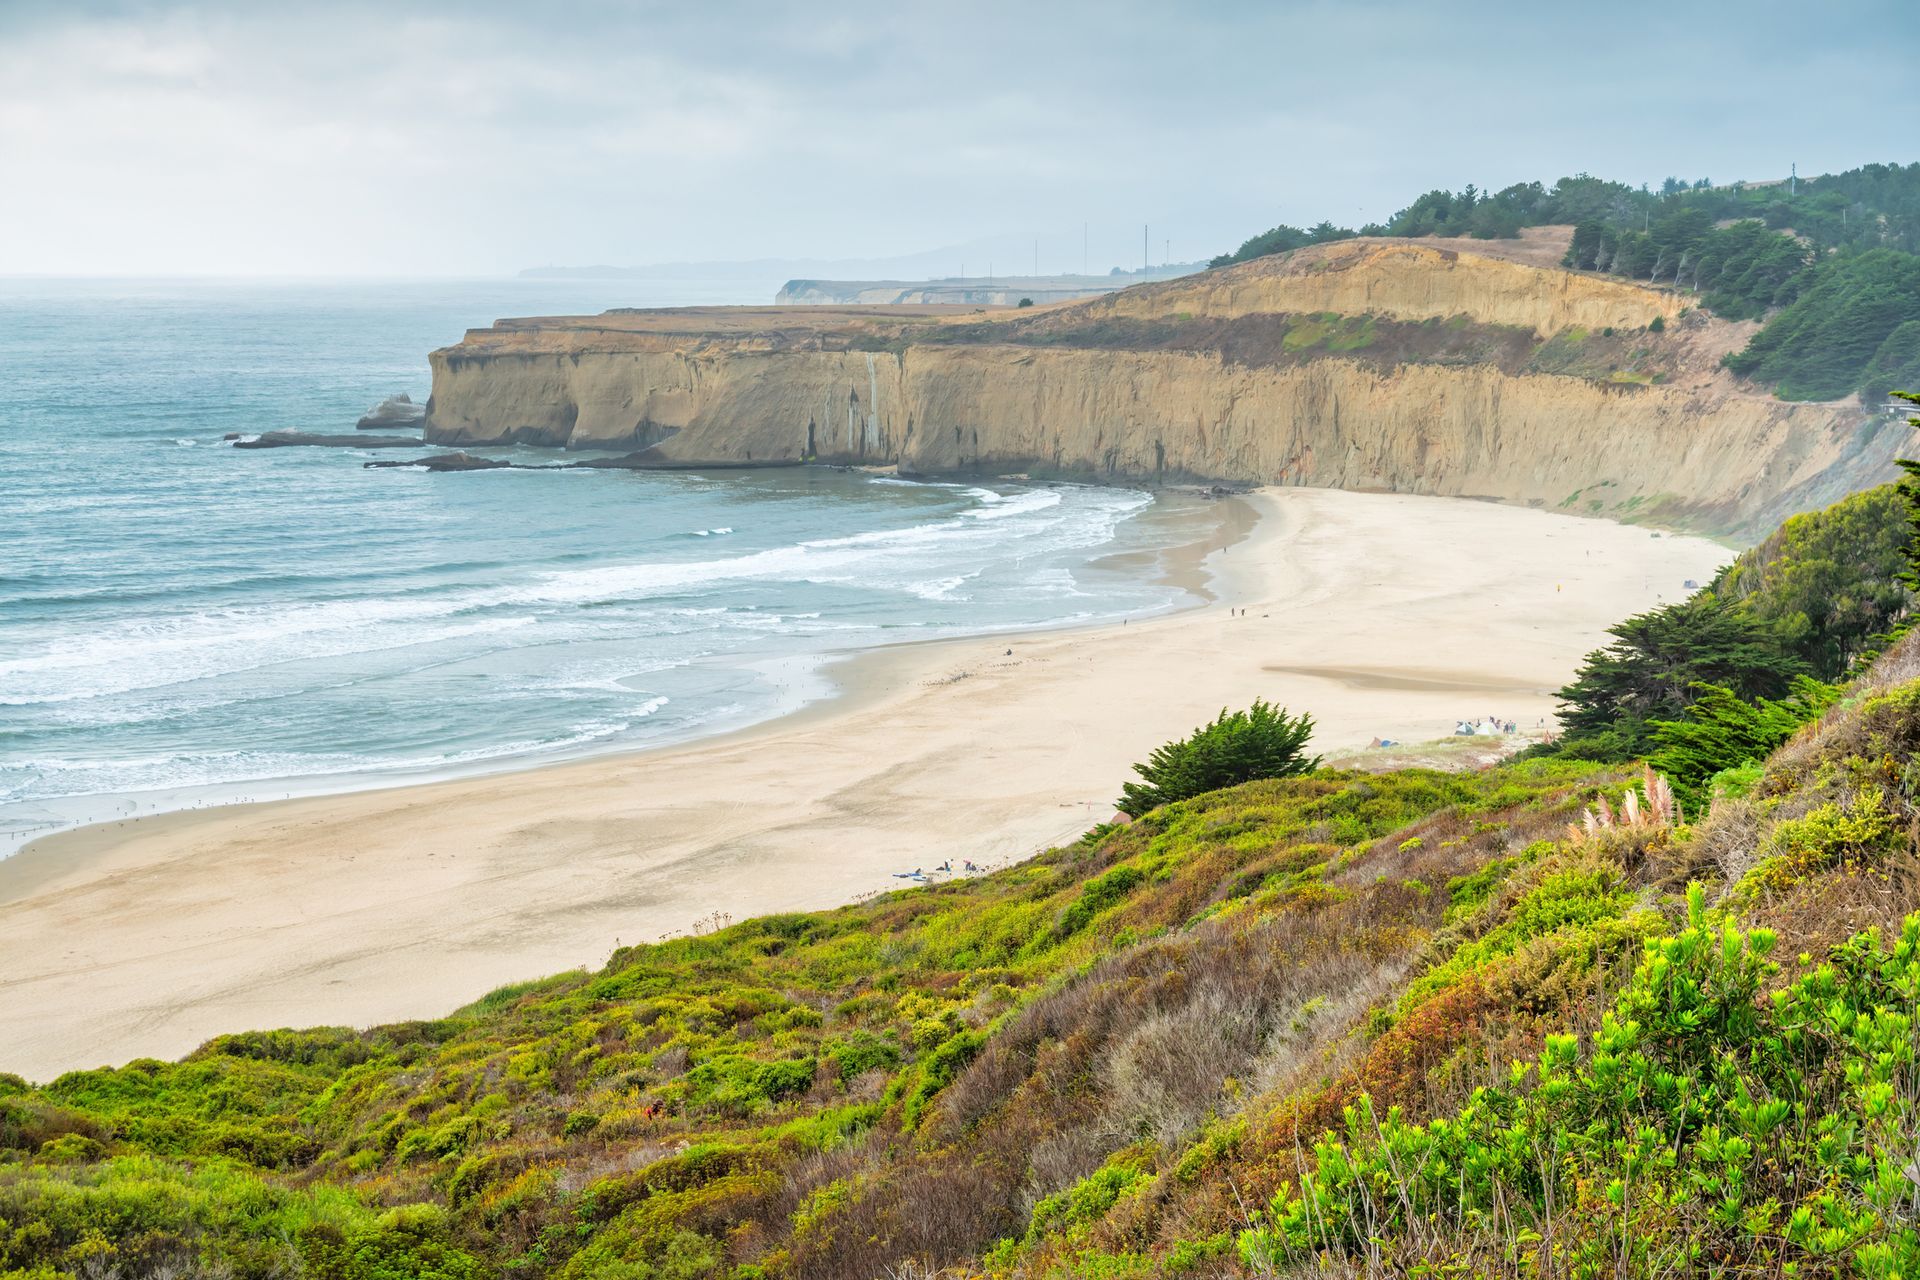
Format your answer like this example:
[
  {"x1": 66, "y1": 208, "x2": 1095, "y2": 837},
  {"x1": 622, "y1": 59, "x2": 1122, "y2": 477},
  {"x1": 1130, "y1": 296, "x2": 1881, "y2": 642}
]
[{"x1": 356, "y1": 393, "x2": 427, "y2": 431}]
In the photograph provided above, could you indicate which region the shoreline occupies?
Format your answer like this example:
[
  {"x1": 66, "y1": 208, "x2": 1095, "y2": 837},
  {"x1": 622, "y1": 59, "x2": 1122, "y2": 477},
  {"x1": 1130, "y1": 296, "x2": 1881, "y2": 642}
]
[
  {"x1": 0, "y1": 479, "x2": 1233, "y2": 864},
  {"x1": 0, "y1": 490, "x2": 1248, "y2": 903},
  {"x1": 0, "y1": 487, "x2": 1726, "y2": 1081}
]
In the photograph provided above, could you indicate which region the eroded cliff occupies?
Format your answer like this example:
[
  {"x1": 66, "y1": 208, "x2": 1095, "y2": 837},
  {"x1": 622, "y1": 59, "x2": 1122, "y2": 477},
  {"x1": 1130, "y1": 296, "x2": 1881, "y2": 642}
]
[{"x1": 426, "y1": 240, "x2": 1900, "y2": 539}]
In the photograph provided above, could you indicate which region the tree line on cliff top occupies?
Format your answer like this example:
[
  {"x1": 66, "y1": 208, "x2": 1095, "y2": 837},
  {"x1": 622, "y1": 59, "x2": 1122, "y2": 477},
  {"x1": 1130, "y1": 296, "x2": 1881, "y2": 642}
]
[{"x1": 1212, "y1": 162, "x2": 1920, "y2": 403}]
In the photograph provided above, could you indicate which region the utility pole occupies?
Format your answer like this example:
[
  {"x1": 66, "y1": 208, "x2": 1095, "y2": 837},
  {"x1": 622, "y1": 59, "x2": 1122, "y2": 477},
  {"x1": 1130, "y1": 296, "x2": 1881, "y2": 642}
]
[{"x1": 1165, "y1": 238, "x2": 1170, "y2": 267}]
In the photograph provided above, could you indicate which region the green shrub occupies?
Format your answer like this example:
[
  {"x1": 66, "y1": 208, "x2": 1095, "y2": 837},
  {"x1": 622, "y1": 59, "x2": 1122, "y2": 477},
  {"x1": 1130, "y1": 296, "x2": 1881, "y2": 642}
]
[
  {"x1": 1025, "y1": 1154, "x2": 1153, "y2": 1244},
  {"x1": 1649, "y1": 677, "x2": 1839, "y2": 813},
  {"x1": 1117, "y1": 700, "x2": 1319, "y2": 817},
  {"x1": 1738, "y1": 789, "x2": 1900, "y2": 897},
  {"x1": 752, "y1": 1057, "x2": 816, "y2": 1103},
  {"x1": 1164, "y1": 1233, "x2": 1231, "y2": 1273},
  {"x1": 1241, "y1": 896, "x2": 1920, "y2": 1277},
  {"x1": 826, "y1": 1031, "x2": 900, "y2": 1083},
  {"x1": 901, "y1": 1030, "x2": 984, "y2": 1129},
  {"x1": 1056, "y1": 864, "x2": 1146, "y2": 937},
  {"x1": 1707, "y1": 759, "x2": 1765, "y2": 802},
  {"x1": 299, "y1": 1205, "x2": 486, "y2": 1280}
]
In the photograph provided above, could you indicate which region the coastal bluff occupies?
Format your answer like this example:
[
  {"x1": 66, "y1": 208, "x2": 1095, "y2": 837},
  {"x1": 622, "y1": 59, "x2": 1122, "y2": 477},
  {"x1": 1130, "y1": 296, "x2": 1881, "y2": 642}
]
[{"x1": 426, "y1": 238, "x2": 1902, "y2": 539}]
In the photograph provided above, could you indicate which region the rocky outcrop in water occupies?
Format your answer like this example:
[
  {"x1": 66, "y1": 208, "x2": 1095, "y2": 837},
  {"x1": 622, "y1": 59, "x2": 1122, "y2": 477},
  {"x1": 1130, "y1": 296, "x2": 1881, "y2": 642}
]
[
  {"x1": 422, "y1": 238, "x2": 1899, "y2": 540},
  {"x1": 363, "y1": 451, "x2": 511, "y2": 471},
  {"x1": 357, "y1": 394, "x2": 427, "y2": 430},
  {"x1": 236, "y1": 432, "x2": 422, "y2": 449},
  {"x1": 360, "y1": 450, "x2": 805, "y2": 474}
]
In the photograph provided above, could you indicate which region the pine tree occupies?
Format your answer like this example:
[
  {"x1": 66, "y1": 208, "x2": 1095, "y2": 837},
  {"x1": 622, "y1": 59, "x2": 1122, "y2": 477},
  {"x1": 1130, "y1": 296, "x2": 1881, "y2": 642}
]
[{"x1": 1117, "y1": 700, "x2": 1319, "y2": 818}]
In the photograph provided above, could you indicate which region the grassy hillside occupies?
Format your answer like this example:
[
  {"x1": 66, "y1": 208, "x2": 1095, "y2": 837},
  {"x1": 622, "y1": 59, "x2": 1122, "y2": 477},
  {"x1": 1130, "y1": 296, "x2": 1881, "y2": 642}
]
[{"x1": 6, "y1": 482, "x2": 1920, "y2": 1278}]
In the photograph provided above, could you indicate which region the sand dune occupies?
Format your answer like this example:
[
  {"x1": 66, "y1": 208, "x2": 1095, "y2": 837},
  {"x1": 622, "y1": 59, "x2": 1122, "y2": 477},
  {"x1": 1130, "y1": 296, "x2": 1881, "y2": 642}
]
[{"x1": 0, "y1": 488, "x2": 1726, "y2": 1081}]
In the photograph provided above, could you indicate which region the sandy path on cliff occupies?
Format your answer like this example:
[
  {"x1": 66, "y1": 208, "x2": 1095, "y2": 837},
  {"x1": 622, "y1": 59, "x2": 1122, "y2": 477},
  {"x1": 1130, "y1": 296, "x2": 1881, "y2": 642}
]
[{"x1": 0, "y1": 488, "x2": 1726, "y2": 1080}]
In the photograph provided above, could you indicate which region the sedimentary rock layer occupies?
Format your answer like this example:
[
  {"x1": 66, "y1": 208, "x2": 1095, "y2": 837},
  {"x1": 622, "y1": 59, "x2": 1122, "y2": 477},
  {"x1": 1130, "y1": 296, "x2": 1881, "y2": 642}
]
[{"x1": 425, "y1": 240, "x2": 1899, "y2": 539}]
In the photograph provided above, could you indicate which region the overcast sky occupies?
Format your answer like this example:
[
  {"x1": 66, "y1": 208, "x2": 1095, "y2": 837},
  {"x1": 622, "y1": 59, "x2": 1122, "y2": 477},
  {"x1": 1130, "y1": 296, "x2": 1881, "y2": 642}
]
[{"x1": 3, "y1": 0, "x2": 1916, "y2": 277}]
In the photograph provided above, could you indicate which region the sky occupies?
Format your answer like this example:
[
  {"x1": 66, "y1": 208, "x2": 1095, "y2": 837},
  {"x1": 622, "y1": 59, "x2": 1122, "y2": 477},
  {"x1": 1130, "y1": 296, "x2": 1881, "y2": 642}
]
[{"x1": 2, "y1": 0, "x2": 1917, "y2": 277}]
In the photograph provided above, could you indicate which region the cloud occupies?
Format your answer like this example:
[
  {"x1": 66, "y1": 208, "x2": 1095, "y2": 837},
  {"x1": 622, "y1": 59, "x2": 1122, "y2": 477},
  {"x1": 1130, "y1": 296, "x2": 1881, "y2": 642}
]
[{"x1": 0, "y1": 0, "x2": 1914, "y2": 275}]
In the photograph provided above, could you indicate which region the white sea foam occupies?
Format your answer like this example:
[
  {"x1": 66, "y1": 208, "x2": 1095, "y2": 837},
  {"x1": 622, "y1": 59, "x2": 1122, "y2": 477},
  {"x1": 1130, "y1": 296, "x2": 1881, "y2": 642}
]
[
  {"x1": 0, "y1": 607, "x2": 540, "y2": 705},
  {"x1": 0, "y1": 482, "x2": 1152, "y2": 710},
  {"x1": 906, "y1": 571, "x2": 982, "y2": 601},
  {"x1": 2, "y1": 468, "x2": 1178, "y2": 827},
  {"x1": 963, "y1": 488, "x2": 1063, "y2": 520},
  {"x1": 2, "y1": 715, "x2": 650, "y2": 801}
]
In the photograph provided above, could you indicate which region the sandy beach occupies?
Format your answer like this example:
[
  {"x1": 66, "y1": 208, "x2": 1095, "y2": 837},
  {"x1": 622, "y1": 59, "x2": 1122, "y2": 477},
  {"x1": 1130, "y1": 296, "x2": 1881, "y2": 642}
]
[{"x1": 0, "y1": 487, "x2": 1727, "y2": 1081}]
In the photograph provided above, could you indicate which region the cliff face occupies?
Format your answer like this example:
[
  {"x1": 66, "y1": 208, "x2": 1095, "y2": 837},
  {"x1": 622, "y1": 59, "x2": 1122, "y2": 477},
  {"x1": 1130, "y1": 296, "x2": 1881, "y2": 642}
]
[{"x1": 426, "y1": 241, "x2": 1899, "y2": 540}]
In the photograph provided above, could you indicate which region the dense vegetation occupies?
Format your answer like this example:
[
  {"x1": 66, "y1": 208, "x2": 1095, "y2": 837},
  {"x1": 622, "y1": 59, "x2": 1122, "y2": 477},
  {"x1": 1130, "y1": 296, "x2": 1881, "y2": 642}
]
[
  {"x1": 1212, "y1": 162, "x2": 1920, "y2": 402},
  {"x1": 1541, "y1": 483, "x2": 1912, "y2": 763},
  {"x1": 7, "y1": 468, "x2": 1920, "y2": 1277},
  {"x1": 1724, "y1": 250, "x2": 1920, "y2": 400}
]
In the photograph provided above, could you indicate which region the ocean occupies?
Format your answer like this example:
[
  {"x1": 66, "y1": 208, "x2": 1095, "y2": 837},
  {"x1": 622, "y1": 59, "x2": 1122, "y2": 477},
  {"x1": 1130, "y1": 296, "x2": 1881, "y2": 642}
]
[{"x1": 0, "y1": 277, "x2": 1201, "y2": 851}]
